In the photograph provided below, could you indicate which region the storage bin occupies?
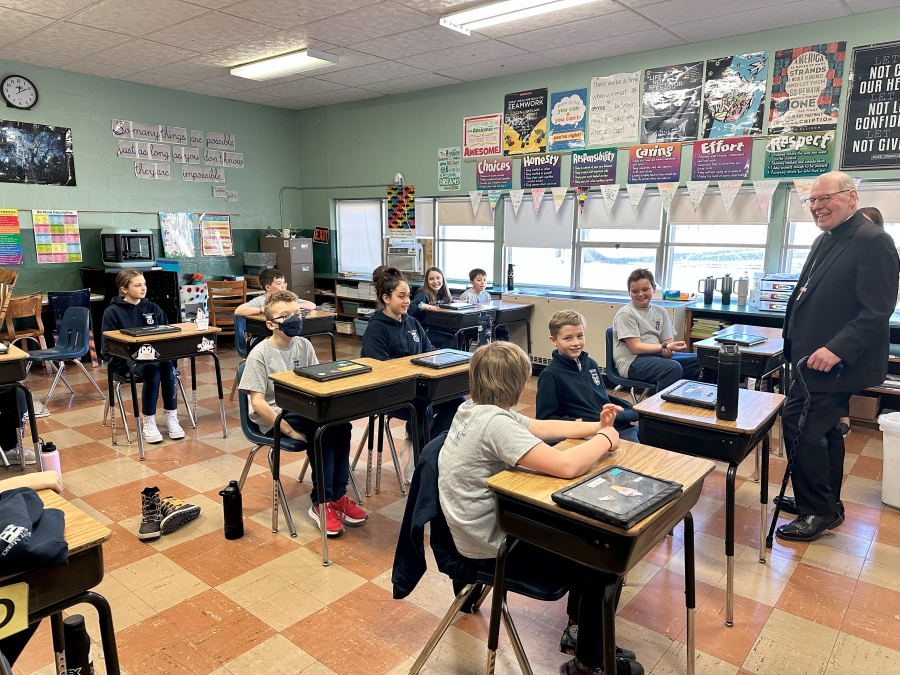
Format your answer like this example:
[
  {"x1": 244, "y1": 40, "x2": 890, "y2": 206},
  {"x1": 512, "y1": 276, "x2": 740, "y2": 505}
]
[
  {"x1": 156, "y1": 259, "x2": 180, "y2": 272},
  {"x1": 335, "y1": 321, "x2": 354, "y2": 335},
  {"x1": 877, "y1": 412, "x2": 900, "y2": 508},
  {"x1": 354, "y1": 318, "x2": 369, "y2": 336},
  {"x1": 341, "y1": 300, "x2": 364, "y2": 315}
]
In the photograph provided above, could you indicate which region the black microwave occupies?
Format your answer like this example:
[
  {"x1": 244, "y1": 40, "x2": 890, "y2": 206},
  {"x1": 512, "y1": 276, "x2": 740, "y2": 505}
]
[{"x1": 101, "y1": 228, "x2": 155, "y2": 267}]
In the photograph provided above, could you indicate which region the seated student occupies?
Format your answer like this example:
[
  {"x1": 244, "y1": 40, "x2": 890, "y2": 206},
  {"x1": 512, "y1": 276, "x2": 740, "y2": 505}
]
[
  {"x1": 409, "y1": 266, "x2": 456, "y2": 349},
  {"x1": 439, "y1": 341, "x2": 643, "y2": 675},
  {"x1": 458, "y1": 267, "x2": 491, "y2": 304},
  {"x1": 240, "y1": 290, "x2": 367, "y2": 537},
  {"x1": 235, "y1": 268, "x2": 316, "y2": 316},
  {"x1": 612, "y1": 268, "x2": 700, "y2": 393},
  {"x1": 537, "y1": 310, "x2": 639, "y2": 443},
  {"x1": 101, "y1": 269, "x2": 186, "y2": 444},
  {"x1": 0, "y1": 388, "x2": 32, "y2": 464},
  {"x1": 361, "y1": 266, "x2": 463, "y2": 480}
]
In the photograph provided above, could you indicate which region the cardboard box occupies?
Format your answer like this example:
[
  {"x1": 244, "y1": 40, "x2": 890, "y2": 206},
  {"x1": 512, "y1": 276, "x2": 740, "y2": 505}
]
[{"x1": 849, "y1": 394, "x2": 881, "y2": 421}]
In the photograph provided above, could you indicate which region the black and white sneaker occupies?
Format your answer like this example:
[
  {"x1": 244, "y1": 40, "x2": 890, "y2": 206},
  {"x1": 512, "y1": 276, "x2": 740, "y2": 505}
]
[
  {"x1": 837, "y1": 421, "x2": 851, "y2": 437},
  {"x1": 139, "y1": 487, "x2": 162, "y2": 541},
  {"x1": 160, "y1": 496, "x2": 201, "y2": 534}
]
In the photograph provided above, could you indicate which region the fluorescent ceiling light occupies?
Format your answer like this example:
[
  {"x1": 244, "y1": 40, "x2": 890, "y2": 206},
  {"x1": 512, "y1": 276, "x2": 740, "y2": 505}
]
[
  {"x1": 231, "y1": 49, "x2": 339, "y2": 81},
  {"x1": 440, "y1": 0, "x2": 601, "y2": 34}
]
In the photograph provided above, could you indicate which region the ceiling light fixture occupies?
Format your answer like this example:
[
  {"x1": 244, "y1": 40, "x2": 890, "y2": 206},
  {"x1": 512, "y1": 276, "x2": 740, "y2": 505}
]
[
  {"x1": 231, "y1": 49, "x2": 339, "y2": 81},
  {"x1": 440, "y1": 0, "x2": 601, "y2": 35}
]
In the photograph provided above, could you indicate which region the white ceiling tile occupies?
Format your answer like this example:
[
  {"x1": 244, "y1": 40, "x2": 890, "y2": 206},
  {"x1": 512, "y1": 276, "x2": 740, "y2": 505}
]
[
  {"x1": 60, "y1": 59, "x2": 140, "y2": 77},
  {"x1": 126, "y1": 58, "x2": 226, "y2": 85},
  {"x1": 221, "y1": 0, "x2": 380, "y2": 28},
  {"x1": 68, "y1": 0, "x2": 210, "y2": 36},
  {"x1": 392, "y1": 0, "x2": 474, "y2": 16},
  {"x1": 316, "y1": 60, "x2": 427, "y2": 86},
  {"x1": 500, "y1": 11, "x2": 657, "y2": 51},
  {"x1": 0, "y1": 45, "x2": 71, "y2": 68},
  {"x1": 181, "y1": 0, "x2": 242, "y2": 7},
  {"x1": 536, "y1": 28, "x2": 685, "y2": 65},
  {"x1": 435, "y1": 53, "x2": 561, "y2": 82},
  {"x1": 630, "y1": 0, "x2": 799, "y2": 25},
  {"x1": 251, "y1": 77, "x2": 347, "y2": 98},
  {"x1": 300, "y1": 1, "x2": 435, "y2": 46},
  {"x1": 193, "y1": 29, "x2": 310, "y2": 65},
  {"x1": 220, "y1": 88, "x2": 286, "y2": 103},
  {"x1": 395, "y1": 39, "x2": 526, "y2": 70},
  {"x1": 78, "y1": 39, "x2": 199, "y2": 71},
  {"x1": 844, "y1": 0, "x2": 900, "y2": 11},
  {"x1": 264, "y1": 97, "x2": 318, "y2": 108},
  {"x1": 143, "y1": 11, "x2": 276, "y2": 51},
  {"x1": 299, "y1": 87, "x2": 384, "y2": 105},
  {"x1": 15, "y1": 23, "x2": 132, "y2": 67},
  {"x1": 350, "y1": 24, "x2": 484, "y2": 59},
  {"x1": 0, "y1": 7, "x2": 55, "y2": 49},
  {"x1": 668, "y1": 0, "x2": 848, "y2": 41},
  {"x1": 0, "y1": 0, "x2": 98, "y2": 19},
  {"x1": 359, "y1": 71, "x2": 461, "y2": 94},
  {"x1": 472, "y1": 0, "x2": 623, "y2": 38}
]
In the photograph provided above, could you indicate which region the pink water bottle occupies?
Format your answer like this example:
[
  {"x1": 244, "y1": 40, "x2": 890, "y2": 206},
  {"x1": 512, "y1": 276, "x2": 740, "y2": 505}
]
[{"x1": 41, "y1": 440, "x2": 63, "y2": 484}]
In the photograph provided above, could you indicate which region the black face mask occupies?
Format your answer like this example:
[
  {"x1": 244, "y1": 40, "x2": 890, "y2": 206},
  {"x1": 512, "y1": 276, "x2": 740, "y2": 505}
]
[{"x1": 277, "y1": 315, "x2": 303, "y2": 337}]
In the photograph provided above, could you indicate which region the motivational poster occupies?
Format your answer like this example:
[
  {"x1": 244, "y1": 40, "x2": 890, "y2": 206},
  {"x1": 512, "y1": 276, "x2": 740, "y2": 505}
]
[
  {"x1": 570, "y1": 149, "x2": 617, "y2": 186},
  {"x1": 627, "y1": 143, "x2": 681, "y2": 183},
  {"x1": 503, "y1": 89, "x2": 548, "y2": 156},
  {"x1": 589, "y1": 71, "x2": 640, "y2": 145},
  {"x1": 521, "y1": 154, "x2": 561, "y2": 188},
  {"x1": 701, "y1": 52, "x2": 769, "y2": 138},
  {"x1": 548, "y1": 88, "x2": 587, "y2": 151},
  {"x1": 437, "y1": 147, "x2": 461, "y2": 191},
  {"x1": 641, "y1": 62, "x2": 703, "y2": 143},
  {"x1": 769, "y1": 42, "x2": 846, "y2": 134},
  {"x1": 0, "y1": 209, "x2": 23, "y2": 265},
  {"x1": 475, "y1": 158, "x2": 513, "y2": 190},
  {"x1": 691, "y1": 139, "x2": 752, "y2": 180},
  {"x1": 765, "y1": 130, "x2": 835, "y2": 177},
  {"x1": 840, "y1": 40, "x2": 900, "y2": 170},
  {"x1": 463, "y1": 114, "x2": 502, "y2": 158},
  {"x1": 200, "y1": 214, "x2": 233, "y2": 257}
]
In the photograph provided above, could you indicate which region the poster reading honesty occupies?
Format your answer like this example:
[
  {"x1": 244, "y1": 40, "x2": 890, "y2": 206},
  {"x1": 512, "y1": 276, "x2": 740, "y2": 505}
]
[
  {"x1": 521, "y1": 155, "x2": 561, "y2": 188},
  {"x1": 589, "y1": 72, "x2": 640, "y2": 145},
  {"x1": 840, "y1": 40, "x2": 900, "y2": 170},
  {"x1": 628, "y1": 143, "x2": 682, "y2": 183},
  {"x1": 548, "y1": 88, "x2": 587, "y2": 151},
  {"x1": 768, "y1": 42, "x2": 846, "y2": 134},
  {"x1": 503, "y1": 89, "x2": 548, "y2": 156},
  {"x1": 692, "y1": 139, "x2": 752, "y2": 180},
  {"x1": 463, "y1": 114, "x2": 502, "y2": 158},
  {"x1": 570, "y1": 149, "x2": 617, "y2": 186},
  {"x1": 641, "y1": 62, "x2": 703, "y2": 143},
  {"x1": 701, "y1": 52, "x2": 769, "y2": 138},
  {"x1": 765, "y1": 131, "x2": 835, "y2": 177},
  {"x1": 438, "y1": 147, "x2": 461, "y2": 191},
  {"x1": 476, "y1": 158, "x2": 513, "y2": 190}
]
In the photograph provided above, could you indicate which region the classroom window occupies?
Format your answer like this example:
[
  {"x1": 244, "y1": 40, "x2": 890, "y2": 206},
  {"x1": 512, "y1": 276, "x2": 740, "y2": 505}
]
[
  {"x1": 503, "y1": 194, "x2": 574, "y2": 289},
  {"x1": 436, "y1": 198, "x2": 494, "y2": 283},
  {"x1": 336, "y1": 200, "x2": 383, "y2": 274}
]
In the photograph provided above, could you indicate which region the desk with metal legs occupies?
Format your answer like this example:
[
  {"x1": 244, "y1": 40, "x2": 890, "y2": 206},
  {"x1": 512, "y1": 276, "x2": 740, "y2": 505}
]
[
  {"x1": 0, "y1": 345, "x2": 40, "y2": 471},
  {"x1": 245, "y1": 310, "x2": 337, "y2": 360},
  {"x1": 424, "y1": 301, "x2": 532, "y2": 352}
]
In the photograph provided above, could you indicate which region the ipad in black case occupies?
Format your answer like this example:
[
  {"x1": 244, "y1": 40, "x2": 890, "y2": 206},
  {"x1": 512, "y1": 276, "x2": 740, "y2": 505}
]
[
  {"x1": 293, "y1": 360, "x2": 373, "y2": 382},
  {"x1": 660, "y1": 380, "x2": 718, "y2": 409},
  {"x1": 714, "y1": 332, "x2": 767, "y2": 346},
  {"x1": 410, "y1": 349, "x2": 472, "y2": 369},
  {"x1": 120, "y1": 325, "x2": 182, "y2": 337}
]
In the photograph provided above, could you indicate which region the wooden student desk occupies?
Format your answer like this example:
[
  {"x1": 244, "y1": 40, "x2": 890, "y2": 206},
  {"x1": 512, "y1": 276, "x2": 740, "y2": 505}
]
[
  {"x1": 634, "y1": 387, "x2": 784, "y2": 627},
  {"x1": 0, "y1": 490, "x2": 120, "y2": 674},
  {"x1": 245, "y1": 310, "x2": 337, "y2": 360},
  {"x1": 487, "y1": 440, "x2": 715, "y2": 675},
  {"x1": 102, "y1": 322, "x2": 225, "y2": 460},
  {"x1": 269, "y1": 358, "x2": 420, "y2": 564},
  {"x1": 694, "y1": 325, "x2": 786, "y2": 391},
  {"x1": 424, "y1": 301, "x2": 533, "y2": 353},
  {"x1": 0, "y1": 346, "x2": 40, "y2": 471}
]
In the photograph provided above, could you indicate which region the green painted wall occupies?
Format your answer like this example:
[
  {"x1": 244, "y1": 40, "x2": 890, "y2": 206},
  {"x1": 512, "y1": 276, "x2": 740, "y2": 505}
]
[
  {"x1": 296, "y1": 8, "x2": 900, "y2": 278},
  {"x1": 0, "y1": 59, "x2": 301, "y2": 294}
]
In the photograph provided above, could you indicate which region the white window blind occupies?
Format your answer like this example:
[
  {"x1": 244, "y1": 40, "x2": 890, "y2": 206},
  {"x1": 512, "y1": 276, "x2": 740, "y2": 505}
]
[
  {"x1": 415, "y1": 198, "x2": 434, "y2": 237},
  {"x1": 669, "y1": 190, "x2": 769, "y2": 225},
  {"x1": 437, "y1": 198, "x2": 494, "y2": 225},
  {"x1": 578, "y1": 192, "x2": 662, "y2": 229},
  {"x1": 337, "y1": 200, "x2": 382, "y2": 274},
  {"x1": 788, "y1": 185, "x2": 900, "y2": 223},
  {"x1": 504, "y1": 195, "x2": 574, "y2": 249}
]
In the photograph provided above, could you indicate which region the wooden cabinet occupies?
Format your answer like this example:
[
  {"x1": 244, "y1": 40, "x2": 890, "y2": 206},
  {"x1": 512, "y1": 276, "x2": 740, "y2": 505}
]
[{"x1": 259, "y1": 237, "x2": 314, "y2": 303}]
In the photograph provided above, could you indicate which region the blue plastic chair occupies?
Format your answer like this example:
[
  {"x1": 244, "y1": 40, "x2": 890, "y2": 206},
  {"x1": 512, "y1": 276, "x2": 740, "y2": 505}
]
[
  {"x1": 605, "y1": 326, "x2": 654, "y2": 404},
  {"x1": 26, "y1": 307, "x2": 105, "y2": 416},
  {"x1": 229, "y1": 314, "x2": 248, "y2": 401},
  {"x1": 47, "y1": 290, "x2": 98, "y2": 367}
]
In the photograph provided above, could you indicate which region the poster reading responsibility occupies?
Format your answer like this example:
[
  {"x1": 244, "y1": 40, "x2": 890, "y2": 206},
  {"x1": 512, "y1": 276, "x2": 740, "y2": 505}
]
[
  {"x1": 764, "y1": 131, "x2": 835, "y2": 177},
  {"x1": 701, "y1": 52, "x2": 769, "y2": 138},
  {"x1": 463, "y1": 114, "x2": 502, "y2": 158},
  {"x1": 768, "y1": 42, "x2": 846, "y2": 134},
  {"x1": 503, "y1": 89, "x2": 548, "y2": 156},
  {"x1": 438, "y1": 147, "x2": 461, "y2": 191},
  {"x1": 570, "y1": 149, "x2": 617, "y2": 186},
  {"x1": 840, "y1": 40, "x2": 900, "y2": 170},
  {"x1": 589, "y1": 72, "x2": 640, "y2": 146},
  {"x1": 548, "y1": 88, "x2": 587, "y2": 151},
  {"x1": 641, "y1": 62, "x2": 703, "y2": 143}
]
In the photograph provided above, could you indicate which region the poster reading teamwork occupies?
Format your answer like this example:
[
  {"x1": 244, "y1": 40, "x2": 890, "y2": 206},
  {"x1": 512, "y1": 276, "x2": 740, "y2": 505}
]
[{"x1": 503, "y1": 89, "x2": 548, "y2": 156}]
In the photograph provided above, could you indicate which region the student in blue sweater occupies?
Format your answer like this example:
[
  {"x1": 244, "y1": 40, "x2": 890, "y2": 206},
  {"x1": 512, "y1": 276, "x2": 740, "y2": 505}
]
[
  {"x1": 536, "y1": 310, "x2": 639, "y2": 442},
  {"x1": 361, "y1": 266, "x2": 463, "y2": 480},
  {"x1": 408, "y1": 266, "x2": 456, "y2": 349}
]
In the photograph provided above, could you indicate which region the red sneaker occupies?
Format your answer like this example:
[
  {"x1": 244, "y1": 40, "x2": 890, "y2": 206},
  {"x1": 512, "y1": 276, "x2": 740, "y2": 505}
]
[
  {"x1": 308, "y1": 503, "x2": 344, "y2": 537},
  {"x1": 333, "y1": 495, "x2": 368, "y2": 526}
]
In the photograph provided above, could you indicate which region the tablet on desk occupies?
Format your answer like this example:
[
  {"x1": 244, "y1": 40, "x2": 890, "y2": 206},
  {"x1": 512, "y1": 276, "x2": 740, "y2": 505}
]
[
  {"x1": 119, "y1": 325, "x2": 182, "y2": 338},
  {"x1": 293, "y1": 360, "x2": 373, "y2": 382},
  {"x1": 410, "y1": 349, "x2": 471, "y2": 369},
  {"x1": 714, "y1": 332, "x2": 767, "y2": 346},
  {"x1": 660, "y1": 380, "x2": 718, "y2": 409},
  {"x1": 439, "y1": 302, "x2": 476, "y2": 311}
]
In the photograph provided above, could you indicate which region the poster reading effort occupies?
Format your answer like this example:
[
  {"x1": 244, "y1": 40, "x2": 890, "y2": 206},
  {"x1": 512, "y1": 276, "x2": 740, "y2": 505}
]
[
  {"x1": 503, "y1": 89, "x2": 548, "y2": 156},
  {"x1": 641, "y1": 62, "x2": 703, "y2": 143},
  {"x1": 701, "y1": 52, "x2": 769, "y2": 138},
  {"x1": 768, "y1": 42, "x2": 846, "y2": 134},
  {"x1": 463, "y1": 114, "x2": 502, "y2": 158}
]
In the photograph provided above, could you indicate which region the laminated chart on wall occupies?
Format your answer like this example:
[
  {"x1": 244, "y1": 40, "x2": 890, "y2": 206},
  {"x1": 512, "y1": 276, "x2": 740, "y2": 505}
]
[
  {"x1": 387, "y1": 186, "x2": 415, "y2": 229},
  {"x1": 200, "y1": 214, "x2": 233, "y2": 257},
  {"x1": 33, "y1": 210, "x2": 81, "y2": 263},
  {"x1": 0, "y1": 209, "x2": 23, "y2": 265},
  {"x1": 159, "y1": 212, "x2": 195, "y2": 258}
]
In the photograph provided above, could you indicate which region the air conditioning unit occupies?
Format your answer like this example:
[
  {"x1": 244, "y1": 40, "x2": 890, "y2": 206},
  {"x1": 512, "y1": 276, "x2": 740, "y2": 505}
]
[{"x1": 386, "y1": 244, "x2": 422, "y2": 274}]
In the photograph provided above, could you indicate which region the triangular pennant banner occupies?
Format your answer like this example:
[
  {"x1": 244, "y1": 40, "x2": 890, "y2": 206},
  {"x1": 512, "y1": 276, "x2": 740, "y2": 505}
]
[
  {"x1": 793, "y1": 179, "x2": 815, "y2": 213},
  {"x1": 551, "y1": 187, "x2": 567, "y2": 213},
  {"x1": 853, "y1": 176, "x2": 863, "y2": 190},
  {"x1": 509, "y1": 189, "x2": 524, "y2": 215},
  {"x1": 752, "y1": 179, "x2": 779, "y2": 214},
  {"x1": 469, "y1": 190, "x2": 483, "y2": 216},
  {"x1": 719, "y1": 180, "x2": 743, "y2": 213},
  {"x1": 600, "y1": 184, "x2": 619, "y2": 214},
  {"x1": 626, "y1": 183, "x2": 645, "y2": 212},
  {"x1": 685, "y1": 180, "x2": 709, "y2": 211},
  {"x1": 657, "y1": 182, "x2": 678, "y2": 211},
  {"x1": 531, "y1": 188, "x2": 546, "y2": 215},
  {"x1": 575, "y1": 186, "x2": 590, "y2": 214},
  {"x1": 487, "y1": 190, "x2": 502, "y2": 214}
]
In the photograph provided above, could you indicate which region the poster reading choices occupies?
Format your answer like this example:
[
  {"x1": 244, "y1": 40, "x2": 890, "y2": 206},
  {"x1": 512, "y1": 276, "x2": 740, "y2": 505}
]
[
  {"x1": 570, "y1": 149, "x2": 617, "y2": 186},
  {"x1": 701, "y1": 52, "x2": 769, "y2": 138},
  {"x1": 33, "y1": 210, "x2": 81, "y2": 263},
  {"x1": 548, "y1": 88, "x2": 587, "y2": 151},
  {"x1": 0, "y1": 209, "x2": 23, "y2": 265},
  {"x1": 840, "y1": 40, "x2": 900, "y2": 170},
  {"x1": 438, "y1": 147, "x2": 461, "y2": 191},
  {"x1": 769, "y1": 42, "x2": 846, "y2": 134},
  {"x1": 503, "y1": 89, "x2": 548, "y2": 156},
  {"x1": 475, "y1": 158, "x2": 513, "y2": 190},
  {"x1": 641, "y1": 63, "x2": 703, "y2": 143},
  {"x1": 628, "y1": 143, "x2": 681, "y2": 184},
  {"x1": 463, "y1": 114, "x2": 502, "y2": 158},
  {"x1": 589, "y1": 71, "x2": 640, "y2": 146}
]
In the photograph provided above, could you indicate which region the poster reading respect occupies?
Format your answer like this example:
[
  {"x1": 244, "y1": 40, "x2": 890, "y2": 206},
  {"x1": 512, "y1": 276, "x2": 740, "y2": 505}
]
[
  {"x1": 463, "y1": 114, "x2": 502, "y2": 158},
  {"x1": 641, "y1": 62, "x2": 703, "y2": 143},
  {"x1": 765, "y1": 131, "x2": 835, "y2": 177},
  {"x1": 840, "y1": 40, "x2": 900, "y2": 170},
  {"x1": 548, "y1": 88, "x2": 587, "y2": 151},
  {"x1": 503, "y1": 89, "x2": 548, "y2": 156},
  {"x1": 627, "y1": 143, "x2": 682, "y2": 183},
  {"x1": 701, "y1": 52, "x2": 769, "y2": 138},
  {"x1": 768, "y1": 42, "x2": 846, "y2": 134}
]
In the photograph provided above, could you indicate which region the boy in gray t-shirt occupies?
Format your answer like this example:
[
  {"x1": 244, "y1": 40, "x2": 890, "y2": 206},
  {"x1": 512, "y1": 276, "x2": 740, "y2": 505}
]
[
  {"x1": 234, "y1": 268, "x2": 315, "y2": 317},
  {"x1": 612, "y1": 268, "x2": 700, "y2": 392}
]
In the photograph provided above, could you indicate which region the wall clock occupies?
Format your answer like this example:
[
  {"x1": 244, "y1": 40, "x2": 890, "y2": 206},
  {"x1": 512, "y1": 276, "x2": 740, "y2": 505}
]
[{"x1": 2, "y1": 75, "x2": 38, "y2": 110}]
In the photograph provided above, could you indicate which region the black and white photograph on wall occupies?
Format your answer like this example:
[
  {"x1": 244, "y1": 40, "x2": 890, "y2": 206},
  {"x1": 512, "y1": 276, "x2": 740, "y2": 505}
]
[{"x1": 0, "y1": 120, "x2": 76, "y2": 186}]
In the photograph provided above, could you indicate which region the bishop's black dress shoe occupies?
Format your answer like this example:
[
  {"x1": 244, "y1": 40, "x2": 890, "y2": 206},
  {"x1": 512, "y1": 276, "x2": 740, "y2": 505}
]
[
  {"x1": 775, "y1": 513, "x2": 843, "y2": 542},
  {"x1": 773, "y1": 497, "x2": 844, "y2": 519}
]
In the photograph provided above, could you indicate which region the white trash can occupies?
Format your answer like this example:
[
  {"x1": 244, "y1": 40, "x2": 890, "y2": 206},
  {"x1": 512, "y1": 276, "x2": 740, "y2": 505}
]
[{"x1": 876, "y1": 412, "x2": 900, "y2": 508}]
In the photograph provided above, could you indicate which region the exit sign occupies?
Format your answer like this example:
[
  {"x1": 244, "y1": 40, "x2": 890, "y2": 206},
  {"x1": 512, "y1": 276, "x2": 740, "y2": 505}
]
[{"x1": 313, "y1": 227, "x2": 329, "y2": 244}]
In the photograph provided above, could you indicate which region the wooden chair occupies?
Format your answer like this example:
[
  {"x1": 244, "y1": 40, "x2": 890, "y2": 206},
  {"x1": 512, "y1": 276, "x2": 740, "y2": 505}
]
[
  {"x1": 206, "y1": 280, "x2": 246, "y2": 337},
  {"x1": 0, "y1": 293, "x2": 48, "y2": 351},
  {"x1": 0, "y1": 268, "x2": 18, "y2": 287},
  {"x1": 0, "y1": 284, "x2": 12, "y2": 328}
]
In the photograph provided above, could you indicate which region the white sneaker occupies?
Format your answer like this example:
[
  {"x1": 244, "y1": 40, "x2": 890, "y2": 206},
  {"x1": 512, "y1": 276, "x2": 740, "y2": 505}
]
[
  {"x1": 400, "y1": 439, "x2": 414, "y2": 484},
  {"x1": 142, "y1": 418, "x2": 163, "y2": 444},
  {"x1": 165, "y1": 415, "x2": 185, "y2": 440},
  {"x1": 6, "y1": 449, "x2": 36, "y2": 464}
]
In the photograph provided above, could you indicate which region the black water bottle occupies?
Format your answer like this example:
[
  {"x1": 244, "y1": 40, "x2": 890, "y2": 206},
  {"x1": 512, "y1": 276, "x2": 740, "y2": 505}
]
[
  {"x1": 219, "y1": 480, "x2": 244, "y2": 540},
  {"x1": 716, "y1": 343, "x2": 741, "y2": 421},
  {"x1": 507, "y1": 263, "x2": 515, "y2": 291},
  {"x1": 63, "y1": 615, "x2": 94, "y2": 675}
]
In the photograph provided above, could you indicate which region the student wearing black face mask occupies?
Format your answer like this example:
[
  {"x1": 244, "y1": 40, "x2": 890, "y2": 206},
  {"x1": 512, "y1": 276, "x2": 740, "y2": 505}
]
[{"x1": 239, "y1": 290, "x2": 367, "y2": 538}]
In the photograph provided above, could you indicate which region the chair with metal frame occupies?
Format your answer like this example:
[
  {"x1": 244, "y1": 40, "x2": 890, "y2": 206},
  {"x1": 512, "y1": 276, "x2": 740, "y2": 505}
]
[
  {"x1": 229, "y1": 314, "x2": 249, "y2": 401},
  {"x1": 605, "y1": 327, "x2": 654, "y2": 404},
  {"x1": 48, "y1": 290, "x2": 99, "y2": 367},
  {"x1": 101, "y1": 370, "x2": 196, "y2": 447}
]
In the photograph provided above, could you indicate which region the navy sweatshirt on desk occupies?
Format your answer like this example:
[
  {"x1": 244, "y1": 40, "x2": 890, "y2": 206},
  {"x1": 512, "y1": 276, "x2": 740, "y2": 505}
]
[
  {"x1": 100, "y1": 296, "x2": 168, "y2": 364},
  {"x1": 360, "y1": 310, "x2": 434, "y2": 359}
]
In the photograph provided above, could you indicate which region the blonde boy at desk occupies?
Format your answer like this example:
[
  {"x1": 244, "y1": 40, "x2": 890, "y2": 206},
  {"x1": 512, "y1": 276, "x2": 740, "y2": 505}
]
[
  {"x1": 239, "y1": 290, "x2": 367, "y2": 538},
  {"x1": 235, "y1": 268, "x2": 315, "y2": 316},
  {"x1": 612, "y1": 268, "x2": 700, "y2": 392},
  {"x1": 439, "y1": 341, "x2": 643, "y2": 675}
]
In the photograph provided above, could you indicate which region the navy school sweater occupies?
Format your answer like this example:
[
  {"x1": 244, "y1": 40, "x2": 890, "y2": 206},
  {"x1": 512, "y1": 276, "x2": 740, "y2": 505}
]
[
  {"x1": 100, "y1": 296, "x2": 168, "y2": 362},
  {"x1": 361, "y1": 310, "x2": 434, "y2": 360},
  {"x1": 536, "y1": 350, "x2": 639, "y2": 430}
]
